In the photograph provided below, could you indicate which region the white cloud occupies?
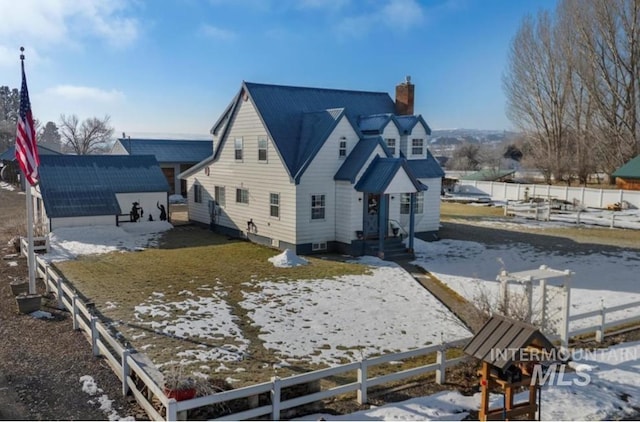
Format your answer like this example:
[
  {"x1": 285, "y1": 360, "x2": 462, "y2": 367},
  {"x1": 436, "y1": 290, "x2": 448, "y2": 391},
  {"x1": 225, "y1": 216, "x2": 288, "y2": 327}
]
[
  {"x1": 0, "y1": 0, "x2": 139, "y2": 50},
  {"x1": 44, "y1": 85, "x2": 125, "y2": 103},
  {"x1": 335, "y1": 0, "x2": 425, "y2": 38},
  {"x1": 200, "y1": 24, "x2": 237, "y2": 41}
]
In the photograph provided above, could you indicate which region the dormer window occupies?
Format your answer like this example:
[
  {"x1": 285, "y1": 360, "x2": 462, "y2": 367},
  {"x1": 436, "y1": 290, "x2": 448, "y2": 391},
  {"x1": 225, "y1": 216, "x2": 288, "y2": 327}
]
[
  {"x1": 385, "y1": 138, "x2": 396, "y2": 156},
  {"x1": 339, "y1": 138, "x2": 347, "y2": 158},
  {"x1": 411, "y1": 138, "x2": 424, "y2": 156}
]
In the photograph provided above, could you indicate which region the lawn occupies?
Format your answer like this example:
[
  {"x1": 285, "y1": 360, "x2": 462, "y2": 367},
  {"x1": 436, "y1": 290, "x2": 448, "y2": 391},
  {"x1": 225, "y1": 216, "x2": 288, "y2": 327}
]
[{"x1": 55, "y1": 230, "x2": 370, "y2": 383}]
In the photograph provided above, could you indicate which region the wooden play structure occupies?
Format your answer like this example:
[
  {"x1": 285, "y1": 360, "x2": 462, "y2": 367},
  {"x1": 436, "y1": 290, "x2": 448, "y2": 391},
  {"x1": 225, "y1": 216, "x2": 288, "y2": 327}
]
[{"x1": 464, "y1": 315, "x2": 556, "y2": 421}]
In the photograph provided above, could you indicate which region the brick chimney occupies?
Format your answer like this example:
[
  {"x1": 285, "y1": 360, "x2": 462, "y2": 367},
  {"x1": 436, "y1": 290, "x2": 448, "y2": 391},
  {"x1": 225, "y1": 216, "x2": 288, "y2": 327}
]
[{"x1": 395, "y1": 76, "x2": 414, "y2": 116}]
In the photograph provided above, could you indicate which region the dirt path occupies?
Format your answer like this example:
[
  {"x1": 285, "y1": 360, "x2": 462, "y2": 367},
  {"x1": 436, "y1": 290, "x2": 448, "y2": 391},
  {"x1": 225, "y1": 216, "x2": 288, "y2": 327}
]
[{"x1": 0, "y1": 186, "x2": 146, "y2": 420}]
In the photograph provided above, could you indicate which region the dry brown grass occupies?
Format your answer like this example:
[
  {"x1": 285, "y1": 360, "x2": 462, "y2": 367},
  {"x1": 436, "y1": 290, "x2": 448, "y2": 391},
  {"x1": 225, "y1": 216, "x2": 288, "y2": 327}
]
[{"x1": 55, "y1": 231, "x2": 370, "y2": 385}]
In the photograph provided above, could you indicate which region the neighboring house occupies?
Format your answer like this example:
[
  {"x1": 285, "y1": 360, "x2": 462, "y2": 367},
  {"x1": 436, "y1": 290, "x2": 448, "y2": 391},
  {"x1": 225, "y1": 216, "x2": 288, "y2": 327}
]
[
  {"x1": 33, "y1": 155, "x2": 169, "y2": 233},
  {"x1": 0, "y1": 144, "x2": 62, "y2": 189},
  {"x1": 180, "y1": 78, "x2": 444, "y2": 257},
  {"x1": 612, "y1": 155, "x2": 640, "y2": 190},
  {"x1": 110, "y1": 138, "x2": 213, "y2": 197}
]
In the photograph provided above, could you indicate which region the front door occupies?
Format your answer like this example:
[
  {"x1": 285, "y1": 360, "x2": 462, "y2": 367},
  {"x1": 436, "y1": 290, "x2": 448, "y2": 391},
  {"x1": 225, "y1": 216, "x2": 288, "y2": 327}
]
[{"x1": 365, "y1": 193, "x2": 380, "y2": 237}]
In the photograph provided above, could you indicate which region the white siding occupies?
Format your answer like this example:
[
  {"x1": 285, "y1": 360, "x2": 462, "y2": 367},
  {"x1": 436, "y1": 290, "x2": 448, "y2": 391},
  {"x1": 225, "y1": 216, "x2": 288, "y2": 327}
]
[
  {"x1": 385, "y1": 170, "x2": 418, "y2": 194},
  {"x1": 297, "y1": 117, "x2": 359, "y2": 245},
  {"x1": 51, "y1": 215, "x2": 115, "y2": 230},
  {"x1": 335, "y1": 182, "x2": 363, "y2": 243},
  {"x1": 185, "y1": 97, "x2": 297, "y2": 244},
  {"x1": 110, "y1": 141, "x2": 129, "y2": 155},
  {"x1": 407, "y1": 124, "x2": 429, "y2": 159}
]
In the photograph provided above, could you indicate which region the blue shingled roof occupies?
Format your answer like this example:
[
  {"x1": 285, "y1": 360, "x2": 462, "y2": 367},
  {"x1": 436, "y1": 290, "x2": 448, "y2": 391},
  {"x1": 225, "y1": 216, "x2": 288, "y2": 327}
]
[
  {"x1": 395, "y1": 115, "x2": 432, "y2": 135},
  {"x1": 403, "y1": 150, "x2": 445, "y2": 179},
  {"x1": 354, "y1": 156, "x2": 423, "y2": 193},
  {"x1": 0, "y1": 145, "x2": 62, "y2": 161},
  {"x1": 39, "y1": 155, "x2": 169, "y2": 218},
  {"x1": 358, "y1": 114, "x2": 399, "y2": 134},
  {"x1": 117, "y1": 138, "x2": 212, "y2": 163},
  {"x1": 335, "y1": 137, "x2": 391, "y2": 182},
  {"x1": 218, "y1": 82, "x2": 397, "y2": 183}
]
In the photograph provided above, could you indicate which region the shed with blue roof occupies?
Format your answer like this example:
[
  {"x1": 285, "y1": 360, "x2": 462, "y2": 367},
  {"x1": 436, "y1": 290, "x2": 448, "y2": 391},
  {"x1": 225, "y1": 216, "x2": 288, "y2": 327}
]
[
  {"x1": 111, "y1": 138, "x2": 212, "y2": 197},
  {"x1": 181, "y1": 77, "x2": 444, "y2": 258},
  {"x1": 33, "y1": 155, "x2": 170, "y2": 232}
]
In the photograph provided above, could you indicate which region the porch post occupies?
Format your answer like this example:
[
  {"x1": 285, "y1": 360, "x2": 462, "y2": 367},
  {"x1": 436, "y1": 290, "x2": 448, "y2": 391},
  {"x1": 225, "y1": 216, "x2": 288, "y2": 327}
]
[
  {"x1": 408, "y1": 193, "x2": 416, "y2": 252},
  {"x1": 378, "y1": 194, "x2": 387, "y2": 259}
]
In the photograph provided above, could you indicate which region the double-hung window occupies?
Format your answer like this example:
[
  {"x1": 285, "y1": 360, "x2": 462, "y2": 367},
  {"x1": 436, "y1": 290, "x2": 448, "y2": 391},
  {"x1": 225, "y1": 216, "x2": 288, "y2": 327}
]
[
  {"x1": 339, "y1": 138, "x2": 347, "y2": 158},
  {"x1": 270, "y1": 193, "x2": 280, "y2": 218},
  {"x1": 311, "y1": 194, "x2": 325, "y2": 220},
  {"x1": 385, "y1": 138, "x2": 396, "y2": 155},
  {"x1": 411, "y1": 138, "x2": 424, "y2": 156},
  {"x1": 258, "y1": 137, "x2": 268, "y2": 162},
  {"x1": 400, "y1": 192, "x2": 424, "y2": 214},
  {"x1": 236, "y1": 188, "x2": 249, "y2": 204},
  {"x1": 214, "y1": 186, "x2": 225, "y2": 207},
  {"x1": 235, "y1": 138, "x2": 243, "y2": 160}
]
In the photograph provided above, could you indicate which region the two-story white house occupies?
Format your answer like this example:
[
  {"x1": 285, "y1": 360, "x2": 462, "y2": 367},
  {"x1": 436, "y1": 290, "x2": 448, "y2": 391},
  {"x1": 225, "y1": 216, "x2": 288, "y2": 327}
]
[{"x1": 180, "y1": 77, "x2": 444, "y2": 258}]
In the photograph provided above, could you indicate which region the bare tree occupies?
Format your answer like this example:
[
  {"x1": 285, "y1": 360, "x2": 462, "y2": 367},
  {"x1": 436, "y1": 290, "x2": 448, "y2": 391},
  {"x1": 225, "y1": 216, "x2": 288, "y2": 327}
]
[
  {"x1": 503, "y1": 11, "x2": 574, "y2": 184},
  {"x1": 562, "y1": 0, "x2": 640, "y2": 178},
  {"x1": 449, "y1": 142, "x2": 482, "y2": 170},
  {"x1": 59, "y1": 114, "x2": 114, "y2": 155}
]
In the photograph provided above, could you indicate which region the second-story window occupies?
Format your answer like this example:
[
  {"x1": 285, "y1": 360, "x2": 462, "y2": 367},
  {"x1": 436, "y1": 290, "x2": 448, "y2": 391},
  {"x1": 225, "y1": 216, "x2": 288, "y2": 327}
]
[
  {"x1": 235, "y1": 137, "x2": 243, "y2": 160},
  {"x1": 339, "y1": 138, "x2": 347, "y2": 158},
  {"x1": 236, "y1": 188, "x2": 249, "y2": 204},
  {"x1": 258, "y1": 137, "x2": 268, "y2": 162},
  {"x1": 385, "y1": 138, "x2": 396, "y2": 155},
  {"x1": 411, "y1": 138, "x2": 424, "y2": 156}
]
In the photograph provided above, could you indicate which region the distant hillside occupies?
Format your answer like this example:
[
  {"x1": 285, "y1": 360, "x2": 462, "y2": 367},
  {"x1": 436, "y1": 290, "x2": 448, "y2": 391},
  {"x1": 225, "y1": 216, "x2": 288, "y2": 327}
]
[{"x1": 430, "y1": 129, "x2": 518, "y2": 146}]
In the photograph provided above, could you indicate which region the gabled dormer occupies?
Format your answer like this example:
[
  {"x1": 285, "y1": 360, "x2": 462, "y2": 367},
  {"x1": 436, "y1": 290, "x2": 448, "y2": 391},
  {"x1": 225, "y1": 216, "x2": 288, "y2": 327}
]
[
  {"x1": 395, "y1": 115, "x2": 431, "y2": 159},
  {"x1": 357, "y1": 114, "x2": 401, "y2": 157}
]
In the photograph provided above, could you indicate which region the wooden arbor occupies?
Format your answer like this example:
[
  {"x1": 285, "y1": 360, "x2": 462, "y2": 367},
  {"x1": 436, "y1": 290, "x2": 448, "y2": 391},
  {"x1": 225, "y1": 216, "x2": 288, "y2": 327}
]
[{"x1": 463, "y1": 315, "x2": 556, "y2": 421}]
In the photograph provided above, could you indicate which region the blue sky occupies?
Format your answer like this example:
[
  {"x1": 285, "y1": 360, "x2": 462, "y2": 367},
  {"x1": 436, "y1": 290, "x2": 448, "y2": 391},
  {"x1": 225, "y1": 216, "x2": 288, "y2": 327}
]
[{"x1": 0, "y1": 0, "x2": 557, "y2": 138}]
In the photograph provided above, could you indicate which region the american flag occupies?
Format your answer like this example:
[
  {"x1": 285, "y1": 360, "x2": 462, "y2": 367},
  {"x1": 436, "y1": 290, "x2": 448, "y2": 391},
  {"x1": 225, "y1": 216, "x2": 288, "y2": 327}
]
[{"x1": 15, "y1": 58, "x2": 40, "y2": 186}]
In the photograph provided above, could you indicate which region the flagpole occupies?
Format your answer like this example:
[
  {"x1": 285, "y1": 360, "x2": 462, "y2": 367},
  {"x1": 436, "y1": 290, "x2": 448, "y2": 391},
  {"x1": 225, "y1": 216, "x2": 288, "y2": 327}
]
[{"x1": 27, "y1": 180, "x2": 36, "y2": 294}]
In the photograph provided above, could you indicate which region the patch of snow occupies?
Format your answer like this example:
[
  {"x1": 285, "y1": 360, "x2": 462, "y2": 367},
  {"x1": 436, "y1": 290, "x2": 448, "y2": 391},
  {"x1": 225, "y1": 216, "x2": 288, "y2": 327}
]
[
  {"x1": 7, "y1": 261, "x2": 18, "y2": 267},
  {"x1": 30, "y1": 310, "x2": 53, "y2": 319},
  {"x1": 0, "y1": 181, "x2": 15, "y2": 191},
  {"x1": 169, "y1": 194, "x2": 186, "y2": 204},
  {"x1": 80, "y1": 375, "x2": 102, "y2": 395},
  {"x1": 104, "y1": 301, "x2": 118, "y2": 310},
  {"x1": 44, "y1": 222, "x2": 173, "y2": 262},
  {"x1": 267, "y1": 249, "x2": 308, "y2": 268},
  {"x1": 240, "y1": 257, "x2": 470, "y2": 365}
]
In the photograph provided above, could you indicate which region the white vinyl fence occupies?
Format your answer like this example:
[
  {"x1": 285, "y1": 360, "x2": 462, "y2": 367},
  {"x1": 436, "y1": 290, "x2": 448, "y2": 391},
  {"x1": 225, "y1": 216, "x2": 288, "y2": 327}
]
[
  {"x1": 30, "y1": 253, "x2": 640, "y2": 421},
  {"x1": 464, "y1": 181, "x2": 640, "y2": 209}
]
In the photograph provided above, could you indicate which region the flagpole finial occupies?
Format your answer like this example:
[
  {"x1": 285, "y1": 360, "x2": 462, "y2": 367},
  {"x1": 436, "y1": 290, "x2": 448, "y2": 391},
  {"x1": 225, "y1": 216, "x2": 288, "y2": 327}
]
[{"x1": 20, "y1": 46, "x2": 25, "y2": 61}]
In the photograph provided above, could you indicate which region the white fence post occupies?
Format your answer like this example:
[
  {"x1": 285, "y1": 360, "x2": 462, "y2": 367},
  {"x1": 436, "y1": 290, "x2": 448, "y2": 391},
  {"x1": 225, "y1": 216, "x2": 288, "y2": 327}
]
[
  {"x1": 595, "y1": 300, "x2": 605, "y2": 343},
  {"x1": 599, "y1": 189, "x2": 604, "y2": 208},
  {"x1": 72, "y1": 295, "x2": 79, "y2": 330},
  {"x1": 45, "y1": 267, "x2": 51, "y2": 295},
  {"x1": 500, "y1": 276, "x2": 509, "y2": 314},
  {"x1": 525, "y1": 279, "x2": 533, "y2": 323},
  {"x1": 122, "y1": 349, "x2": 131, "y2": 396},
  {"x1": 90, "y1": 317, "x2": 99, "y2": 356},
  {"x1": 610, "y1": 212, "x2": 616, "y2": 229},
  {"x1": 580, "y1": 187, "x2": 585, "y2": 205},
  {"x1": 577, "y1": 210, "x2": 581, "y2": 225},
  {"x1": 56, "y1": 276, "x2": 64, "y2": 309},
  {"x1": 271, "y1": 376, "x2": 281, "y2": 421},
  {"x1": 357, "y1": 360, "x2": 368, "y2": 404},
  {"x1": 167, "y1": 398, "x2": 178, "y2": 421},
  {"x1": 435, "y1": 345, "x2": 446, "y2": 385}
]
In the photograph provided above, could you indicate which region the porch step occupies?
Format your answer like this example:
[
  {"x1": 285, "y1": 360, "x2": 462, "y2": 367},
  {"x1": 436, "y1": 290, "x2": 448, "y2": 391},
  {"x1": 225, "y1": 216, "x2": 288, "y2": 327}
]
[{"x1": 366, "y1": 237, "x2": 414, "y2": 261}]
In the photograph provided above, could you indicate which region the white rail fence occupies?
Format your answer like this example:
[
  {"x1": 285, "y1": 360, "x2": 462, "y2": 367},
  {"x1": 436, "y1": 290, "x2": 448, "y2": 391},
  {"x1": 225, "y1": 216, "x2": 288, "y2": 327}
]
[
  {"x1": 30, "y1": 255, "x2": 640, "y2": 421},
  {"x1": 503, "y1": 201, "x2": 640, "y2": 229},
  {"x1": 464, "y1": 180, "x2": 640, "y2": 210}
]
